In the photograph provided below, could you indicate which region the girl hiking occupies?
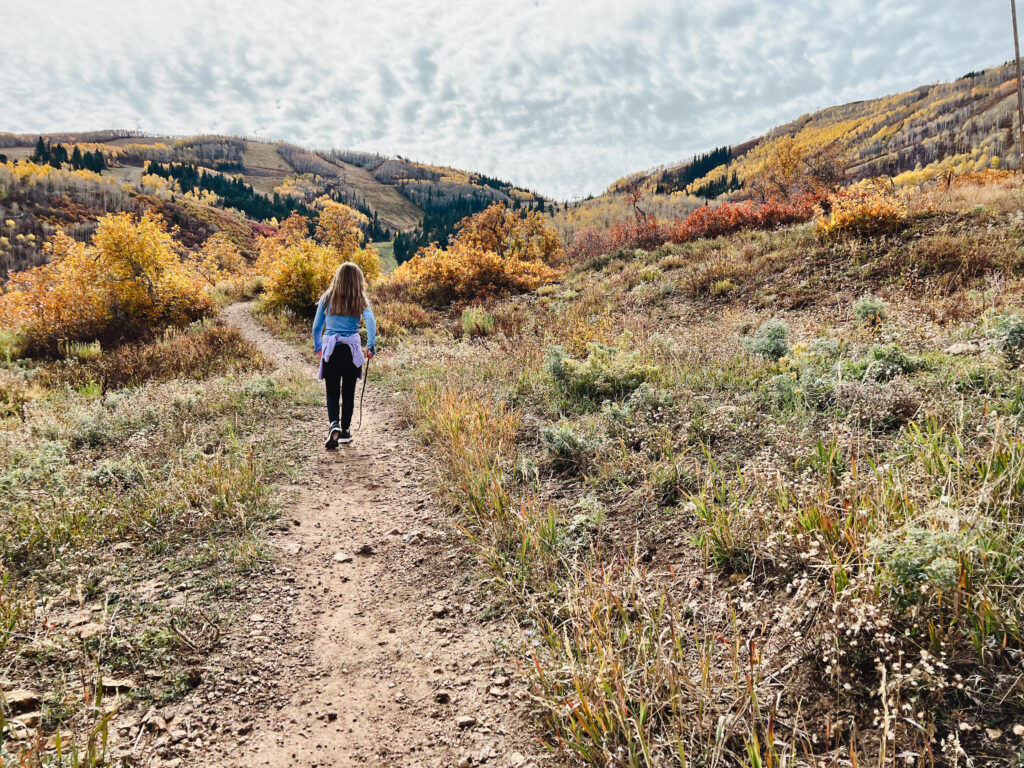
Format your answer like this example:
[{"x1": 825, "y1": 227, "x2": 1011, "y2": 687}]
[{"x1": 313, "y1": 262, "x2": 376, "y2": 450}]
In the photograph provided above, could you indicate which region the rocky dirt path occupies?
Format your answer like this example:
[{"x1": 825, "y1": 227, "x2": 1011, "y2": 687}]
[{"x1": 197, "y1": 303, "x2": 545, "y2": 768}]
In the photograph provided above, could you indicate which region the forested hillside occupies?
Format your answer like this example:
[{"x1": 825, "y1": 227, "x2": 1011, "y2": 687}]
[
  {"x1": 627, "y1": 61, "x2": 1020, "y2": 199},
  {"x1": 0, "y1": 132, "x2": 543, "y2": 275}
]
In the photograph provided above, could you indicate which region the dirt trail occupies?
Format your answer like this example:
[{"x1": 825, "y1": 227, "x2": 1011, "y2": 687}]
[{"x1": 205, "y1": 303, "x2": 544, "y2": 768}]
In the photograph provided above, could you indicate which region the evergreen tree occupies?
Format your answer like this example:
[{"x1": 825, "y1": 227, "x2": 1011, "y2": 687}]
[
  {"x1": 32, "y1": 137, "x2": 49, "y2": 164},
  {"x1": 88, "y1": 150, "x2": 106, "y2": 172},
  {"x1": 49, "y1": 143, "x2": 69, "y2": 168},
  {"x1": 71, "y1": 146, "x2": 83, "y2": 170}
]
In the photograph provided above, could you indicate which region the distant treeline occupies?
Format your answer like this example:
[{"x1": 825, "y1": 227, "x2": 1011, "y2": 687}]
[
  {"x1": 32, "y1": 138, "x2": 107, "y2": 173},
  {"x1": 363, "y1": 210, "x2": 391, "y2": 243},
  {"x1": 657, "y1": 146, "x2": 735, "y2": 195},
  {"x1": 146, "y1": 162, "x2": 313, "y2": 222},
  {"x1": 693, "y1": 171, "x2": 742, "y2": 200}
]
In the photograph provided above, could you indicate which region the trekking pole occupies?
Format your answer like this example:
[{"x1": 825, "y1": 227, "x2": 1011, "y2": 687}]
[{"x1": 358, "y1": 356, "x2": 370, "y2": 430}]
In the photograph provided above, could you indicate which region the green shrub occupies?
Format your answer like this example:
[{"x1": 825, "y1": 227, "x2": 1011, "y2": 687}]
[
  {"x1": 862, "y1": 344, "x2": 925, "y2": 382},
  {"x1": 565, "y1": 496, "x2": 607, "y2": 549},
  {"x1": 799, "y1": 369, "x2": 837, "y2": 409},
  {"x1": 0, "y1": 440, "x2": 68, "y2": 493},
  {"x1": 627, "y1": 383, "x2": 676, "y2": 412},
  {"x1": 0, "y1": 329, "x2": 20, "y2": 364},
  {"x1": 69, "y1": 410, "x2": 112, "y2": 449},
  {"x1": 768, "y1": 367, "x2": 835, "y2": 411},
  {"x1": 545, "y1": 344, "x2": 659, "y2": 403},
  {"x1": 87, "y1": 459, "x2": 145, "y2": 489},
  {"x1": 639, "y1": 266, "x2": 661, "y2": 283},
  {"x1": 853, "y1": 294, "x2": 887, "y2": 326},
  {"x1": 461, "y1": 307, "x2": 495, "y2": 338},
  {"x1": 769, "y1": 373, "x2": 800, "y2": 410},
  {"x1": 742, "y1": 320, "x2": 789, "y2": 361},
  {"x1": 710, "y1": 278, "x2": 735, "y2": 297},
  {"x1": 810, "y1": 337, "x2": 841, "y2": 360},
  {"x1": 992, "y1": 314, "x2": 1024, "y2": 368},
  {"x1": 243, "y1": 378, "x2": 280, "y2": 399},
  {"x1": 871, "y1": 526, "x2": 967, "y2": 611},
  {"x1": 541, "y1": 423, "x2": 597, "y2": 472}
]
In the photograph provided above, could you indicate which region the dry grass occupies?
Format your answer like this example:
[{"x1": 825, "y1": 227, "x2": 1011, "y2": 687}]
[
  {"x1": 378, "y1": 178, "x2": 1024, "y2": 767},
  {"x1": 0, "y1": 333, "x2": 317, "y2": 766},
  {"x1": 38, "y1": 321, "x2": 269, "y2": 392}
]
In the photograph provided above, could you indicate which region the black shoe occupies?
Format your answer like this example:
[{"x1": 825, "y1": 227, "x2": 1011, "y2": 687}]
[
  {"x1": 325, "y1": 422, "x2": 342, "y2": 450},
  {"x1": 338, "y1": 428, "x2": 353, "y2": 444}
]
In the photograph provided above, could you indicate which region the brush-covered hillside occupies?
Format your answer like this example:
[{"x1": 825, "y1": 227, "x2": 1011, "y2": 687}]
[
  {"x1": 4, "y1": 58, "x2": 1024, "y2": 767},
  {"x1": 0, "y1": 131, "x2": 545, "y2": 276},
  {"x1": 551, "y1": 61, "x2": 1022, "y2": 244},
  {"x1": 362, "y1": 170, "x2": 1024, "y2": 766}
]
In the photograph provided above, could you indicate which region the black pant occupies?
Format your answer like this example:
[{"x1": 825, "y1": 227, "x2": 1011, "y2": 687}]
[{"x1": 322, "y1": 346, "x2": 361, "y2": 429}]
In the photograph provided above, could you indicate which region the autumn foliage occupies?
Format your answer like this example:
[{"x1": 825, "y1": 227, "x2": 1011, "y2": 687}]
[
  {"x1": 668, "y1": 194, "x2": 819, "y2": 242},
  {"x1": 391, "y1": 203, "x2": 562, "y2": 306},
  {"x1": 589, "y1": 193, "x2": 820, "y2": 257},
  {"x1": 566, "y1": 226, "x2": 614, "y2": 263},
  {"x1": 0, "y1": 213, "x2": 220, "y2": 356},
  {"x1": 256, "y1": 202, "x2": 383, "y2": 316},
  {"x1": 815, "y1": 184, "x2": 908, "y2": 240},
  {"x1": 609, "y1": 213, "x2": 668, "y2": 251}
]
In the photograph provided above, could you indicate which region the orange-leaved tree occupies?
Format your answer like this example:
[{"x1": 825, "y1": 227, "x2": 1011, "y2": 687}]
[
  {"x1": 748, "y1": 137, "x2": 849, "y2": 201},
  {"x1": 391, "y1": 202, "x2": 562, "y2": 307},
  {"x1": 0, "y1": 212, "x2": 216, "y2": 355}
]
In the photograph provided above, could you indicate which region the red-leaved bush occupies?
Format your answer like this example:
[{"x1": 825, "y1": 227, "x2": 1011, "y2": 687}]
[
  {"x1": 598, "y1": 195, "x2": 819, "y2": 254},
  {"x1": 668, "y1": 194, "x2": 819, "y2": 242},
  {"x1": 566, "y1": 226, "x2": 613, "y2": 263},
  {"x1": 609, "y1": 213, "x2": 669, "y2": 251}
]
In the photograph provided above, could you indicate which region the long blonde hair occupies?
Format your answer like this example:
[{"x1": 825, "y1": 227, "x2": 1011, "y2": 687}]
[{"x1": 324, "y1": 262, "x2": 370, "y2": 316}]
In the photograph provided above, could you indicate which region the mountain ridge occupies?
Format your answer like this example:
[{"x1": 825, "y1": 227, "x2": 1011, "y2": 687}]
[{"x1": 619, "y1": 60, "x2": 1019, "y2": 199}]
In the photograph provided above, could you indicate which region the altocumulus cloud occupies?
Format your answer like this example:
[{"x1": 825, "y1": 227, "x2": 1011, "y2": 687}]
[{"x1": 0, "y1": 0, "x2": 1008, "y2": 198}]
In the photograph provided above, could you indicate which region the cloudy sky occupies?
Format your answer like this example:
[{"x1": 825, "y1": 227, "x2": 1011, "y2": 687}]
[{"x1": 0, "y1": 0, "x2": 1010, "y2": 198}]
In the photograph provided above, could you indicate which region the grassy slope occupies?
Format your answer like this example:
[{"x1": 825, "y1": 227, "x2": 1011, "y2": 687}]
[
  {"x1": 377, "y1": 178, "x2": 1024, "y2": 766},
  {"x1": 371, "y1": 239, "x2": 398, "y2": 272},
  {"x1": 315, "y1": 154, "x2": 424, "y2": 231},
  {"x1": 241, "y1": 140, "x2": 297, "y2": 194},
  {"x1": 0, "y1": 323, "x2": 318, "y2": 762}
]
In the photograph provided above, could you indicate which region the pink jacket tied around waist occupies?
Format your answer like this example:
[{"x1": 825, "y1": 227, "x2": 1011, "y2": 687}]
[{"x1": 318, "y1": 333, "x2": 365, "y2": 381}]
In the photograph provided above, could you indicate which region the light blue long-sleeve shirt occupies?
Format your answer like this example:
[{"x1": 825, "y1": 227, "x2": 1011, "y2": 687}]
[{"x1": 312, "y1": 296, "x2": 376, "y2": 355}]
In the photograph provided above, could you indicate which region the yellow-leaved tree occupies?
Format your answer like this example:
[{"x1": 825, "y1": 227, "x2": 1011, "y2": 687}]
[
  {"x1": 195, "y1": 231, "x2": 247, "y2": 286},
  {"x1": 316, "y1": 201, "x2": 383, "y2": 282},
  {"x1": 391, "y1": 202, "x2": 562, "y2": 307},
  {"x1": 0, "y1": 213, "x2": 215, "y2": 355},
  {"x1": 257, "y1": 203, "x2": 382, "y2": 315}
]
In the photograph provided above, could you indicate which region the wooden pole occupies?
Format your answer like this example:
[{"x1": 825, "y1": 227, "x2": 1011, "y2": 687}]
[{"x1": 1012, "y1": 0, "x2": 1024, "y2": 169}]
